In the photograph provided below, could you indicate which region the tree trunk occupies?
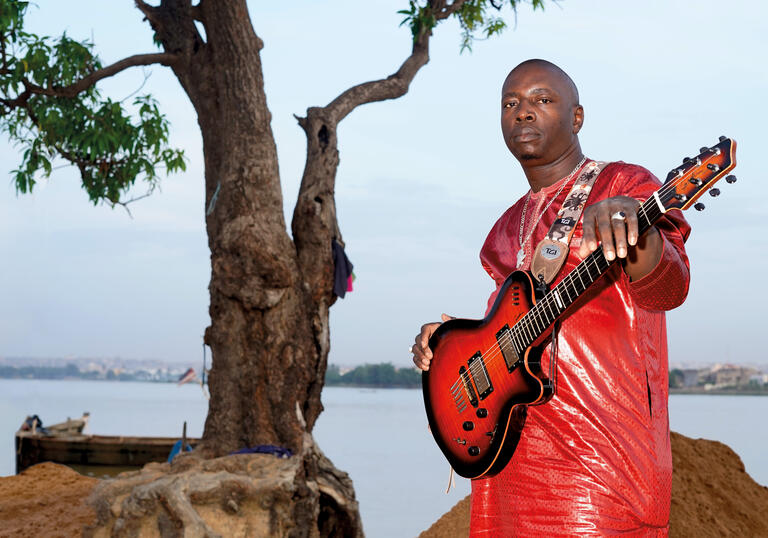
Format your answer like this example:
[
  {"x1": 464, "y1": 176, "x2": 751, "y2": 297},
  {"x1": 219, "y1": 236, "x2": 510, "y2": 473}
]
[
  {"x1": 143, "y1": 0, "x2": 321, "y2": 458},
  {"x1": 133, "y1": 1, "x2": 355, "y2": 534}
]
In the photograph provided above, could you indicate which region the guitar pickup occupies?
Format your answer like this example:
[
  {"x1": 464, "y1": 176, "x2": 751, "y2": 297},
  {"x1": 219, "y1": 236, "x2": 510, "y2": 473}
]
[
  {"x1": 468, "y1": 352, "x2": 493, "y2": 400},
  {"x1": 496, "y1": 324, "x2": 520, "y2": 372},
  {"x1": 459, "y1": 365, "x2": 479, "y2": 408}
]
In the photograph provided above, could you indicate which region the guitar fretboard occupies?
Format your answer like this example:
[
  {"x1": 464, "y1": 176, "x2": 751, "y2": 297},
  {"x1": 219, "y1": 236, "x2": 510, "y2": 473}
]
[{"x1": 504, "y1": 193, "x2": 666, "y2": 355}]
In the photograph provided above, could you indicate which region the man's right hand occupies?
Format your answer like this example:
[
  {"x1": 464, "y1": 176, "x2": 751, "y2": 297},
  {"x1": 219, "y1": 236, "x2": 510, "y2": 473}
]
[{"x1": 412, "y1": 313, "x2": 454, "y2": 371}]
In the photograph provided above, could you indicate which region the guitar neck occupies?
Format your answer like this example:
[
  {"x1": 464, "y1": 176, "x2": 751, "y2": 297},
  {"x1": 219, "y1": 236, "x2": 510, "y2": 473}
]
[{"x1": 509, "y1": 195, "x2": 665, "y2": 351}]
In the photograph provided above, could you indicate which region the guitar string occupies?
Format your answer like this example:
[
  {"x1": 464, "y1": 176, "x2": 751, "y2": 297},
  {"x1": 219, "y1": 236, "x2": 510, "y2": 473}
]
[
  {"x1": 451, "y1": 227, "x2": 620, "y2": 396},
  {"x1": 449, "y1": 160, "x2": 728, "y2": 398},
  {"x1": 455, "y1": 246, "x2": 613, "y2": 392},
  {"x1": 443, "y1": 162, "x2": 723, "y2": 399},
  {"x1": 452, "y1": 186, "x2": 665, "y2": 388},
  {"x1": 454, "y1": 203, "x2": 650, "y2": 391},
  {"x1": 458, "y1": 192, "x2": 661, "y2": 389}
]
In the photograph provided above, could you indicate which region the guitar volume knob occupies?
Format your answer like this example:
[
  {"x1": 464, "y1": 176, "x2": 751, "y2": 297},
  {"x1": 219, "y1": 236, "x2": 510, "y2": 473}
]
[
  {"x1": 463, "y1": 421, "x2": 475, "y2": 431},
  {"x1": 468, "y1": 446, "x2": 480, "y2": 457},
  {"x1": 476, "y1": 408, "x2": 488, "y2": 418}
]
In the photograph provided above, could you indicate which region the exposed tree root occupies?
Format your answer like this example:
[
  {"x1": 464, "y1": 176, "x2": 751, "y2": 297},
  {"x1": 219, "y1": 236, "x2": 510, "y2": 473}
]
[{"x1": 84, "y1": 434, "x2": 363, "y2": 538}]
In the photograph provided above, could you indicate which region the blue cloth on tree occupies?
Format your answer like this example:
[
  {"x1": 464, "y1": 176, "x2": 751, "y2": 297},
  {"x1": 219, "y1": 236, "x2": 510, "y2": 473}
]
[
  {"x1": 167, "y1": 439, "x2": 193, "y2": 462},
  {"x1": 229, "y1": 445, "x2": 293, "y2": 459},
  {"x1": 332, "y1": 238, "x2": 354, "y2": 298}
]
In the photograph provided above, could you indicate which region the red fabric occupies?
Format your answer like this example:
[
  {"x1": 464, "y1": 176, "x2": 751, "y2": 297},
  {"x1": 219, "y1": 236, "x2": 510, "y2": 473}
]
[{"x1": 471, "y1": 162, "x2": 691, "y2": 537}]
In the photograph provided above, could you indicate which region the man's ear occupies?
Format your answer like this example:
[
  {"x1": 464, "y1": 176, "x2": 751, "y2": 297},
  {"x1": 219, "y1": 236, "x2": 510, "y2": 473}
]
[{"x1": 572, "y1": 105, "x2": 584, "y2": 134}]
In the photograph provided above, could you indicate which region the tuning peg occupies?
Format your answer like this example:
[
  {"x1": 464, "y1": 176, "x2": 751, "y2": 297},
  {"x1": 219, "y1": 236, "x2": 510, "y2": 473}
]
[
  {"x1": 719, "y1": 135, "x2": 727, "y2": 142},
  {"x1": 694, "y1": 203, "x2": 706, "y2": 211},
  {"x1": 726, "y1": 175, "x2": 737, "y2": 184},
  {"x1": 683, "y1": 157, "x2": 692, "y2": 163},
  {"x1": 699, "y1": 147, "x2": 709, "y2": 153},
  {"x1": 709, "y1": 188, "x2": 721, "y2": 197},
  {"x1": 707, "y1": 163, "x2": 720, "y2": 171}
]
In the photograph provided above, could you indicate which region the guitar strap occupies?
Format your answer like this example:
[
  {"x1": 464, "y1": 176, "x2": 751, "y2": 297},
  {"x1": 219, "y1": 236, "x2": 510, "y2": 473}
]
[{"x1": 531, "y1": 160, "x2": 608, "y2": 285}]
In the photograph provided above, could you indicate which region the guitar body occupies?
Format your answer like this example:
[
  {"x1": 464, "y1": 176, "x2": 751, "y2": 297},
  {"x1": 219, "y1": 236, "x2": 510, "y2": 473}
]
[{"x1": 422, "y1": 270, "x2": 554, "y2": 479}]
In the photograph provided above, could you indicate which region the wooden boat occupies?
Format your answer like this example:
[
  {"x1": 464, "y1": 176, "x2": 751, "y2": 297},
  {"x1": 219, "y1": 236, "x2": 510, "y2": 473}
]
[{"x1": 15, "y1": 414, "x2": 198, "y2": 475}]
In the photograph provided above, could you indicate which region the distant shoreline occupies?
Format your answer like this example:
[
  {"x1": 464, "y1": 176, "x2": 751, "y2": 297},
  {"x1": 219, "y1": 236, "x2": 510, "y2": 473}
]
[
  {"x1": 2, "y1": 377, "x2": 768, "y2": 395},
  {"x1": 670, "y1": 388, "x2": 768, "y2": 396}
]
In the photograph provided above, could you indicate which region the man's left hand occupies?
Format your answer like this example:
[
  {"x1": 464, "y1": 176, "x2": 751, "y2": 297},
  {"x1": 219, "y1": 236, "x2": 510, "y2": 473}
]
[{"x1": 578, "y1": 195, "x2": 662, "y2": 281}]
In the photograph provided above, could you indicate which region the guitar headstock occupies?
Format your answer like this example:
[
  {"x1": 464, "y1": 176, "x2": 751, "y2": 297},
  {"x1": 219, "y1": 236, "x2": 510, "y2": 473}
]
[{"x1": 661, "y1": 136, "x2": 737, "y2": 212}]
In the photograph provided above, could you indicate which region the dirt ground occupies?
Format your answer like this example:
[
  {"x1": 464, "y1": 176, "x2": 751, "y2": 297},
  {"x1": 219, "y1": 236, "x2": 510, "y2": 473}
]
[
  {"x1": 420, "y1": 432, "x2": 768, "y2": 537},
  {"x1": 1, "y1": 432, "x2": 766, "y2": 537},
  {"x1": 0, "y1": 462, "x2": 97, "y2": 538}
]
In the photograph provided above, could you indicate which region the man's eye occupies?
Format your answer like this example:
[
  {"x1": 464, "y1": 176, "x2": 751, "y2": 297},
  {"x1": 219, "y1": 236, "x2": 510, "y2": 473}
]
[
  {"x1": 503, "y1": 102, "x2": 517, "y2": 108},
  {"x1": 539, "y1": 98, "x2": 552, "y2": 104}
]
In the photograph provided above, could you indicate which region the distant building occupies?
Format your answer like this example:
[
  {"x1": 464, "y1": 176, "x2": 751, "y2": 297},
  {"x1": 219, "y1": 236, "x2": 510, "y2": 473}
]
[
  {"x1": 709, "y1": 364, "x2": 758, "y2": 388},
  {"x1": 681, "y1": 369, "x2": 701, "y2": 387}
]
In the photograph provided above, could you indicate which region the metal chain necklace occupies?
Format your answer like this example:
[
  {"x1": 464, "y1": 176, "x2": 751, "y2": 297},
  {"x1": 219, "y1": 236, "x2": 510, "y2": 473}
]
[{"x1": 516, "y1": 156, "x2": 588, "y2": 268}]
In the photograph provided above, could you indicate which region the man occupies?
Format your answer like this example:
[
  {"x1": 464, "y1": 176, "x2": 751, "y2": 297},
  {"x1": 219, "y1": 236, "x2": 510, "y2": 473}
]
[{"x1": 412, "y1": 59, "x2": 690, "y2": 536}]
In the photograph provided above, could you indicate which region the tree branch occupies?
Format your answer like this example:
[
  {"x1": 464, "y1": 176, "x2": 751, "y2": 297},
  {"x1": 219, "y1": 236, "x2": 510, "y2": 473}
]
[
  {"x1": 322, "y1": 0, "x2": 467, "y2": 123},
  {"x1": 23, "y1": 53, "x2": 178, "y2": 99},
  {"x1": 134, "y1": 0, "x2": 158, "y2": 21}
]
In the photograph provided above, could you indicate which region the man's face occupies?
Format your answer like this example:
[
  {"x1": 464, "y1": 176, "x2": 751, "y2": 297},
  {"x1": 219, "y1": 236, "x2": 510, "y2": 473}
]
[{"x1": 500, "y1": 64, "x2": 582, "y2": 165}]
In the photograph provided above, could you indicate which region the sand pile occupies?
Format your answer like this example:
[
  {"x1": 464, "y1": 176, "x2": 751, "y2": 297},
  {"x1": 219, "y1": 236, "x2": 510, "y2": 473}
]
[
  {"x1": 0, "y1": 462, "x2": 97, "y2": 538},
  {"x1": 0, "y1": 432, "x2": 766, "y2": 536},
  {"x1": 420, "y1": 432, "x2": 768, "y2": 537}
]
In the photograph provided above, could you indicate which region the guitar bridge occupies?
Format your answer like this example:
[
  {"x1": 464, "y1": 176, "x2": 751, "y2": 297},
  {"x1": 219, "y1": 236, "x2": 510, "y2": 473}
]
[{"x1": 459, "y1": 365, "x2": 479, "y2": 408}]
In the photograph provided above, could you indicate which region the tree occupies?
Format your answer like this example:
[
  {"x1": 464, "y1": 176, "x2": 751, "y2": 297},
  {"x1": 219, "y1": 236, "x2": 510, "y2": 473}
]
[{"x1": 1, "y1": 0, "x2": 543, "y2": 533}]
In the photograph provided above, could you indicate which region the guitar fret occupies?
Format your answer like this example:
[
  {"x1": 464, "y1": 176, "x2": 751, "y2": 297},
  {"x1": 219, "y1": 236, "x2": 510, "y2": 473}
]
[
  {"x1": 576, "y1": 269, "x2": 586, "y2": 291},
  {"x1": 562, "y1": 281, "x2": 573, "y2": 303},
  {"x1": 531, "y1": 311, "x2": 544, "y2": 334},
  {"x1": 544, "y1": 297, "x2": 556, "y2": 321},
  {"x1": 553, "y1": 289, "x2": 564, "y2": 309},
  {"x1": 638, "y1": 204, "x2": 652, "y2": 229},
  {"x1": 542, "y1": 303, "x2": 553, "y2": 327}
]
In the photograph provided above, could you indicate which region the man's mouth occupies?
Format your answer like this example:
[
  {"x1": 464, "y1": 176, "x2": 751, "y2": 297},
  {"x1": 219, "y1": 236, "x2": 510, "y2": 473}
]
[{"x1": 512, "y1": 128, "x2": 540, "y2": 143}]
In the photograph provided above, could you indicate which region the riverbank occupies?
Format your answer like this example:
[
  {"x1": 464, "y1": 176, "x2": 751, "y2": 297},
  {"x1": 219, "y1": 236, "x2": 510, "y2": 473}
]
[{"x1": 1, "y1": 432, "x2": 766, "y2": 537}]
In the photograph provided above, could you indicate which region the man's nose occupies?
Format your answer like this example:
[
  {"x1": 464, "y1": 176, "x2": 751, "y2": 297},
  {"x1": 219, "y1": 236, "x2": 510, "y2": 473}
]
[{"x1": 516, "y1": 108, "x2": 535, "y2": 122}]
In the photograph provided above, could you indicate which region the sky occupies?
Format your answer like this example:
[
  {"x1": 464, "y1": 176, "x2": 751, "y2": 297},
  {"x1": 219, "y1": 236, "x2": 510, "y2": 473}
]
[{"x1": 0, "y1": 0, "x2": 766, "y2": 368}]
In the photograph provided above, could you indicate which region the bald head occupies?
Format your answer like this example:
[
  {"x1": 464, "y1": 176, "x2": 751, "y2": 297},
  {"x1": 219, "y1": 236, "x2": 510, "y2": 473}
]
[{"x1": 506, "y1": 59, "x2": 579, "y2": 106}]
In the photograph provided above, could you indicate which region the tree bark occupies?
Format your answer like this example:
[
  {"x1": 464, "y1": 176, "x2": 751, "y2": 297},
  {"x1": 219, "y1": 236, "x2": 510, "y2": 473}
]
[
  {"x1": 138, "y1": 0, "x2": 317, "y2": 456},
  {"x1": 135, "y1": 2, "x2": 366, "y2": 532}
]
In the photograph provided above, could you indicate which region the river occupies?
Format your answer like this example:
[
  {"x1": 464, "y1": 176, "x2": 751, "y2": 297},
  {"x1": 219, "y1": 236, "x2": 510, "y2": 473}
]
[{"x1": 1, "y1": 380, "x2": 766, "y2": 537}]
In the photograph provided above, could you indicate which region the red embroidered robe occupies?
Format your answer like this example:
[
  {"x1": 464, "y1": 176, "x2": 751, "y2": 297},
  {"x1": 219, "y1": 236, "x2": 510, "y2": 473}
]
[{"x1": 470, "y1": 161, "x2": 691, "y2": 537}]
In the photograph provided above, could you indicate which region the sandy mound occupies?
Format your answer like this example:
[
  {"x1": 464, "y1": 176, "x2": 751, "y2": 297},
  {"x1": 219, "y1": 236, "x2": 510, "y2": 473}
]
[
  {"x1": 420, "y1": 432, "x2": 768, "y2": 537},
  {"x1": 0, "y1": 462, "x2": 98, "y2": 538}
]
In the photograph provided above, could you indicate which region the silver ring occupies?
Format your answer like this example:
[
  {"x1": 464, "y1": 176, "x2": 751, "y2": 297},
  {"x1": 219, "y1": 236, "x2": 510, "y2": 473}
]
[
  {"x1": 611, "y1": 211, "x2": 626, "y2": 221},
  {"x1": 409, "y1": 345, "x2": 414, "y2": 353}
]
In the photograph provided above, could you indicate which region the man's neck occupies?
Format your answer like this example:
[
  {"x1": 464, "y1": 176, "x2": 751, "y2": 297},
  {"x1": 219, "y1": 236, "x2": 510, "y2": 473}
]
[{"x1": 522, "y1": 145, "x2": 585, "y2": 193}]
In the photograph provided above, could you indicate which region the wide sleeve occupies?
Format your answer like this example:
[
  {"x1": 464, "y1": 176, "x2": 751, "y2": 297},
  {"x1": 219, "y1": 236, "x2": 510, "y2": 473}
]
[{"x1": 608, "y1": 164, "x2": 691, "y2": 311}]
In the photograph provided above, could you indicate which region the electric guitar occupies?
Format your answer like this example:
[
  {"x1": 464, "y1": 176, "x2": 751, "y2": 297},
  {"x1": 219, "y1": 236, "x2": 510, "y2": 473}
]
[{"x1": 422, "y1": 137, "x2": 737, "y2": 479}]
